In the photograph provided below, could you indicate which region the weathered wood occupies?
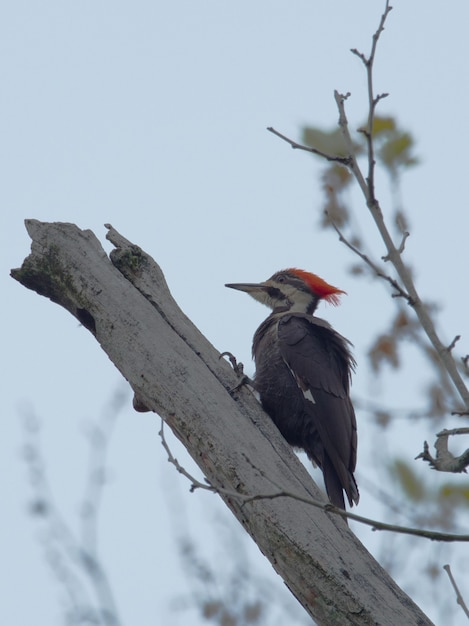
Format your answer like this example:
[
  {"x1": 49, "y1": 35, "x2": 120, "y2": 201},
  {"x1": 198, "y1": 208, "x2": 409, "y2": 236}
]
[{"x1": 11, "y1": 220, "x2": 433, "y2": 626}]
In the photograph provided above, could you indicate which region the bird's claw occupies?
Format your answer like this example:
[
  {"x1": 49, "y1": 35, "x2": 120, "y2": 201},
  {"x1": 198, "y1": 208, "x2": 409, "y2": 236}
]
[
  {"x1": 220, "y1": 351, "x2": 244, "y2": 376},
  {"x1": 219, "y1": 351, "x2": 253, "y2": 392}
]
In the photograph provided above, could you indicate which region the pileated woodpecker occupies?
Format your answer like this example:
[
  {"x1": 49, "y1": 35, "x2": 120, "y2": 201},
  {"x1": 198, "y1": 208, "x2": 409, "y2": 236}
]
[{"x1": 225, "y1": 268, "x2": 359, "y2": 510}]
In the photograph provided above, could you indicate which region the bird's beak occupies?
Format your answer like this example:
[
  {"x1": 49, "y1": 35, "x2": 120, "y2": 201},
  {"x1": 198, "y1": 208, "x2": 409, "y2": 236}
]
[
  {"x1": 226, "y1": 280, "x2": 276, "y2": 309},
  {"x1": 225, "y1": 282, "x2": 268, "y2": 295}
]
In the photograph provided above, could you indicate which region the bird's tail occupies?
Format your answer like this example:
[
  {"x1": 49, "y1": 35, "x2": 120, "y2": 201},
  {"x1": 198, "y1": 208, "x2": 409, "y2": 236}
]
[{"x1": 323, "y1": 454, "x2": 359, "y2": 510}]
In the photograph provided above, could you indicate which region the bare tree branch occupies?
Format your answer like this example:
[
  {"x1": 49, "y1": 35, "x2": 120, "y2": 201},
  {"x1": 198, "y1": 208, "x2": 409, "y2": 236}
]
[
  {"x1": 21, "y1": 407, "x2": 122, "y2": 626},
  {"x1": 267, "y1": 126, "x2": 352, "y2": 166},
  {"x1": 268, "y1": 0, "x2": 469, "y2": 412},
  {"x1": 335, "y1": 5, "x2": 469, "y2": 411}
]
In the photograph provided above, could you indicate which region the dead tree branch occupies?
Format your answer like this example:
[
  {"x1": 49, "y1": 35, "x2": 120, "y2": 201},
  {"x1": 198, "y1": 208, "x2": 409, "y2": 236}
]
[
  {"x1": 416, "y1": 429, "x2": 469, "y2": 473},
  {"x1": 443, "y1": 564, "x2": 469, "y2": 619},
  {"x1": 11, "y1": 219, "x2": 434, "y2": 626}
]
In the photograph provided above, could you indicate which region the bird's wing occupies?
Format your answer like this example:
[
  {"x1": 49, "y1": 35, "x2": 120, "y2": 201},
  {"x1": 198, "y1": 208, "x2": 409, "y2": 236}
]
[{"x1": 277, "y1": 314, "x2": 358, "y2": 506}]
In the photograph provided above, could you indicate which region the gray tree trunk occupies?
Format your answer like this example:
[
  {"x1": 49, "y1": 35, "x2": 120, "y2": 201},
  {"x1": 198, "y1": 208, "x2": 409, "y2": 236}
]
[{"x1": 11, "y1": 219, "x2": 433, "y2": 626}]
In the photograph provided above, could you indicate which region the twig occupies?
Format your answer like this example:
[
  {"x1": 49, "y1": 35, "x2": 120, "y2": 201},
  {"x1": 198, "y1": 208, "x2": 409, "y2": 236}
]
[
  {"x1": 446, "y1": 336, "x2": 461, "y2": 353},
  {"x1": 326, "y1": 211, "x2": 412, "y2": 301},
  {"x1": 81, "y1": 387, "x2": 125, "y2": 556},
  {"x1": 160, "y1": 419, "x2": 469, "y2": 542},
  {"x1": 351, "y1": 0, "x2": 393, "y2": 202},
  {"x1": 383, "y1": 230, "x2": 409, "y2": 259},
  {"x1": 397, "y1": 231, "x2": 410, "y2": 254},
  {"x1": 159, "y1": 419, "x2": 212, "y2": 493},
  {"x1": 443, "y1": 564, "x2": 469, "y2": 618},
  {"x1": 267, "y1": 126, "x2": 352, "y2": 166}
]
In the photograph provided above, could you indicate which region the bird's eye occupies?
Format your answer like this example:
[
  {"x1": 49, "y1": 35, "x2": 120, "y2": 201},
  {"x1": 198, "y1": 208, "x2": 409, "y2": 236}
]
[{"x1": 277, "y1": 275, "x2": 285, "y2": 283}]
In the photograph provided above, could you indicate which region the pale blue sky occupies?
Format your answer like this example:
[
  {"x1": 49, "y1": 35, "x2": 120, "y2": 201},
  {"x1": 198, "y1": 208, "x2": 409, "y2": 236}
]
[{"x1": 3, "y1": 2, "x2": 469, "y2": 624}]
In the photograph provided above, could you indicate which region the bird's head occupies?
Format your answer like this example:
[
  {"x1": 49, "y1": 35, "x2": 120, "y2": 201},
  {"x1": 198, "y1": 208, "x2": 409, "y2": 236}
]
[{"x1": 226, "y1": 268, "x2": 345, "y2": 315}]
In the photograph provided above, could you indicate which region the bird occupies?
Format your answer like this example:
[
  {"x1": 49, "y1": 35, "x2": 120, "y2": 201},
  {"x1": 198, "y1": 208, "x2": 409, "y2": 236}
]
[{"x1": 224, "y1": 268, "x2": 359, "y2": 510}]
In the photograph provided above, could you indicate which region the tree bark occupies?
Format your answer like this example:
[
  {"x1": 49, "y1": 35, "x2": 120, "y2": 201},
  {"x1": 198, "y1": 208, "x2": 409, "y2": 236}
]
[{"x1": 11, "y1": 220, "x2": 433, "y2": 626}]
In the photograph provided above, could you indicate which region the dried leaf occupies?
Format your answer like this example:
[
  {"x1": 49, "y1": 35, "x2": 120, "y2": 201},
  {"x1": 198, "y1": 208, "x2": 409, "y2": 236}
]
[
  {"x1": 374, "y1": 410, "x2": 391, "y2": 428},
  {"x1": 244, "y1": 602, "x2": 262, "y2": 623},
  {"x1": 425, "y1": 563, "x2": 440, "y2": 581},
  {"x1": 349, "y1": 264, "x2": 366, "y2": 276},
  {"x1": 203, "y1": 601, "x2": 222, "y2": 619},
  {"x1": 393, "y1": 311, "x2": 410, "y2": 332},
  {"x1": 322, "y1": 164, "x2": 353, "y2": 192},
  {"x1": 369, "y1": 334, "x2": 399, "y2": 371}
]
